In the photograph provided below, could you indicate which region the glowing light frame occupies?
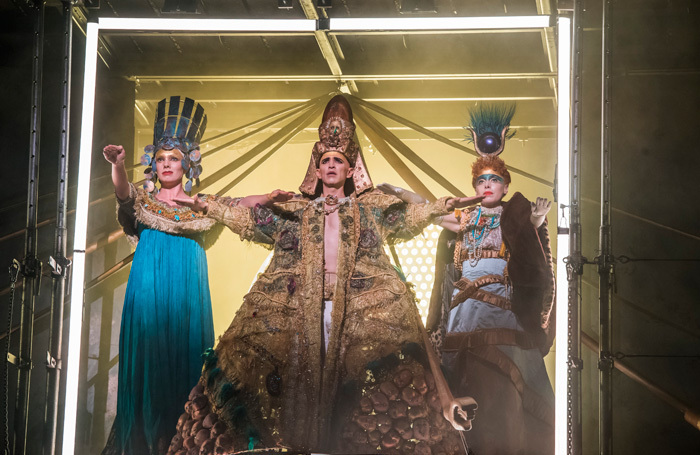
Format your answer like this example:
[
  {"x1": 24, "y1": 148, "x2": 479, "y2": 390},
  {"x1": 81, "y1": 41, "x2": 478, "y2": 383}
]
[
  {"x1": 63, "y1": 21, "x2": 98, "y2": 455},
  {"x1": 98, "y1": 17, "x2": 317, "y2": 32},
  {"x1": 555, "y1": 16, "x2": 573, "y2": 455},
  {"x1": 65, "y1": 15, "x2": 573, "y2": 454},
  {"x1": 330, "y1": 16, "x2": 551, "y2": 31}
]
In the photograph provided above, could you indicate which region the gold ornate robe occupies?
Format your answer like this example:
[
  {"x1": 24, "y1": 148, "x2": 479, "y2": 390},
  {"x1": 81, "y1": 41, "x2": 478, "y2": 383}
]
[{"x1": 204, "y1": 190, "x2": 451, "y2": 451}]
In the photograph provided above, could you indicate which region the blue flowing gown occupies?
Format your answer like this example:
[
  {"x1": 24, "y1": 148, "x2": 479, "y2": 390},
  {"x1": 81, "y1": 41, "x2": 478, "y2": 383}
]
[{"x1": 114, "y1": 224, "x2": 214, "y2": 453}]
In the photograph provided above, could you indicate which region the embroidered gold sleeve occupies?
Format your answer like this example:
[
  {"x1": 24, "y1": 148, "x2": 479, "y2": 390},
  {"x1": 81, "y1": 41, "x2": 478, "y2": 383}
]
[
  {"x1": 404, "y1": 196, "x2": 452, "y2": 231},
  {"x1": 206, "y1": 199, "x2": 257, "y2": 242},
  {"x1": 452, "y1": 207, "x2": 473, "y2": 272},
  {"x1": 389, "y1": 196, "x2": 452, "y2": 241}
]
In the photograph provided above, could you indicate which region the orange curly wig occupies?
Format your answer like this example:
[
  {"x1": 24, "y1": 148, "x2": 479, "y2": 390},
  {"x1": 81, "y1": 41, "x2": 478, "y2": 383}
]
[{"x1": 471, "y1": 156, "x2": 511, "y2": 188}]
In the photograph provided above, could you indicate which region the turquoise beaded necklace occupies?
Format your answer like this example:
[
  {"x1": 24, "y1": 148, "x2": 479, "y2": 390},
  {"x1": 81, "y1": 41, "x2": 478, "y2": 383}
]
[{"x1": 467, "y1": 206, "x2": 501, "y2": 266}]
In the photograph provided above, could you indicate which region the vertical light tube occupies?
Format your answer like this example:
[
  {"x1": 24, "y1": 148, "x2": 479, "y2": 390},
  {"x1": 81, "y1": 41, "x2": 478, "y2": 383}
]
[
  {"x1": 62, "y1": 21, "x2": 99, "y2": 455},
  {"x1": 555, "y1": 16, "x2": 572, "y2": 455}
]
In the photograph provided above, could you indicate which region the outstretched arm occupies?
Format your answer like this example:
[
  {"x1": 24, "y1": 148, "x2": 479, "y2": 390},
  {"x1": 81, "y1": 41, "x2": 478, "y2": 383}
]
[
  {"x1": 238, "y1": 189, "x2": 295, "y2": 208},
  {"x1": 103, "y1": 145, "x2": 130, "y2": 201},
  {"x1": 174, "y1": 192, "x2": 295, "y2": 246},
  {"x1": 376, "y1": 183, "x2": 482, "y2": 234},
  {"x1": 530, "y1": 197, "x2": 552, "y2": 228},
  {"x1": 434, "y1": 196, "x2": 484, "y2": 233},
  {"x1": 433, "y1": 212, "x2": 460, "y2": 233},
  {"x1": 445, "y1": 195, "x2": 484, "y2": 211},
  {"x1": 376, "y1": 183, "x2": 429, "y2": 204},
  {"x1": 174, "y1": 189, "x2": 295, "y2": 214}
]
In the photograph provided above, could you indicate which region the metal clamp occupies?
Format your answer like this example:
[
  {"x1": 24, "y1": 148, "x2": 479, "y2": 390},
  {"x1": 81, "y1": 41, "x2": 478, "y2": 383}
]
[
  {"x1": 598, "y1": 351, "x2": 614, "y2": 371},
  {"x1": 557, "y1": 203, "x2": 570, "y2": 235},
  {"x1": 22, "y1": 255, "x2": 43, "y2": 295},
  {"x1": 48, "y1": 255, "x2": 71, "y2": 278},
  {"x1": 45, "y1": 351, "x2": 61, "y2": 370},
  {"x1": 19, "y1": 256, "x2": 41, "y2": 279},
  {"x1": 569, "y1": 356, "x2": 584, "y2": 371},
  {"x1": 317, "y1": 17, "x2": 330, "y2": 30},
  {"x1": 9, "y1": 259, "x2": 21, "y2": 283},
  {"x1": 6, "y1": 352, "x2": 31, "y2": 370},
  {"x1": 563, "y1": 253, "x2": 589, "y2": 280}
]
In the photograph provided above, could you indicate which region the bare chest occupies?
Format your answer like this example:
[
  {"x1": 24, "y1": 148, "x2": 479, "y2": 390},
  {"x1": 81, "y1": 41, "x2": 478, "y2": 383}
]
[{"x1": 323, "y1": 211, "x2": 340, "y2": 272}]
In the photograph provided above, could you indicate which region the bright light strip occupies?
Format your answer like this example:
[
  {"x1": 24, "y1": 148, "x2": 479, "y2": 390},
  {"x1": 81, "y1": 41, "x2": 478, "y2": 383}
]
[
  {"x1": 63, "y1": 14, "x2": 565, "y2": 454},
  {"x1": 555, "y1": 16, "x2": 572, "y2": 455},
  {"x1": 330, "y1": 16, "x2": 551, "y2": 31},
  {"x1": 139, "y1": 96, "x2": 553, "y2": 104},
  {"x1": 354, "y1": 97, "x2": 555, "y2": 102},
  {"x1": 127, "y1": 73, "x2": 555, "y2": 82},
  {"x1": 98, "y1": 17, "x2": 316, "y2": 32},
  {"x1": 62, "y1": 21, "x2": 99, "y2": 455}
]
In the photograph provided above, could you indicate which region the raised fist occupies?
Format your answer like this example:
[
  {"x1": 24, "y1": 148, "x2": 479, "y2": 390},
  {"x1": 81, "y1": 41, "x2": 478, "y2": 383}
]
[{"x1": 103, "y1": 144, "x2": 126, "y2": 165}]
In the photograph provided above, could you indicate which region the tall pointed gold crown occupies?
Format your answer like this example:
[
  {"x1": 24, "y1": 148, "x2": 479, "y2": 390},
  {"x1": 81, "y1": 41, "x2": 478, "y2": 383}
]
[
  {"x1": 300, "y1": 94, "x2": 373, "y2": 197},
  {"x1": 312, "y1": 95, "x2": 360, "y2": 166}
]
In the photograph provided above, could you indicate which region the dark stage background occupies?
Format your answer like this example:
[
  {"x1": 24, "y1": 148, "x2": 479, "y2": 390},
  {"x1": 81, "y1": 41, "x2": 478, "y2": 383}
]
[{"x1": 1, "y1": 1, "x2": 699, "y2": 454}]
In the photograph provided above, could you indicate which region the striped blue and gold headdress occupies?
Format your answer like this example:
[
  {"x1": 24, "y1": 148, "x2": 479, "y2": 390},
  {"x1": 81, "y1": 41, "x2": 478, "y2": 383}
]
[{"x1": 140, "y1": 96, "x2": 207, "y2": 193}]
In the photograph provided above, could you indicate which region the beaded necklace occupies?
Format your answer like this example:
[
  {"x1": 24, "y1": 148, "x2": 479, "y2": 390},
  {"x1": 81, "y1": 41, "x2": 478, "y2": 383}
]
[
  {"x1": 323, "y1": 194, "x2": 341, "y2": 215},
  {"x1": 316, "y1": 194, "x2": 349, "y2": 216},
  {"x1": 466, "y1": 205, "x2": 501, "y2": 266},
  {"x1": 142, "y1": 192, "x2": 208, "y2": 222}
]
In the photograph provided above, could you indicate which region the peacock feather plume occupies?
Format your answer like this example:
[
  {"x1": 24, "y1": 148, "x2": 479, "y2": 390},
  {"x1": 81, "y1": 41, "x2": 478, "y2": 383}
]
[{"x1": 465, "y1": 103, "x2": 517, "y2": 156}]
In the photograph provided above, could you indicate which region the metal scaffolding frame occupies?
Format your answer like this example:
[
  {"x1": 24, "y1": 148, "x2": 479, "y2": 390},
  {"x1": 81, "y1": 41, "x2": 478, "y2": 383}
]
[
  {"x1": 598, "y1": 1, "x2": 615, "y2": 454},
  {"x1": 10, "y1": 2, "x2": 45, "y2": 455},
  {"x1": 4, "y1": 3, "x2": 700, "y2": 454},
  {"x1": 566, "y1": 1, "x2": 584, "y2": 454},
  {"x1": 43, "y1": 1, "x2": 74, "y2": 453}
]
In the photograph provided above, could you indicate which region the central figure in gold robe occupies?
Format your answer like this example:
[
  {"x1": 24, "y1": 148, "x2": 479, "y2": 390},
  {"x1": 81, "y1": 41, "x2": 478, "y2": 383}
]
[{"x1": 169, "y1": 95, "x2": 478, "y2": 455}]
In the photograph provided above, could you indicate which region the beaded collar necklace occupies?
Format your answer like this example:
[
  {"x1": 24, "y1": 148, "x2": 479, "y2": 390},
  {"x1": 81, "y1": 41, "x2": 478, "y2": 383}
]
[
  {"x1": 316, "y1": 194, "x2": 350, "y2": 216},
  {"x1": 142, "y1": 192, "x2": 208, "y2": 222},
  {"x1": 466, "y1": 205, "x2": 502, "y2": 266}
]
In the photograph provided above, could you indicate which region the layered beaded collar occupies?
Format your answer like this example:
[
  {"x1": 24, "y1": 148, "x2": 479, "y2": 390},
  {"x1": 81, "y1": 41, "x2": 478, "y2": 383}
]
[
  {"x1": 466, "y1": 205, "x2": 503, "y2": 266},
  {"x1": 142, "y1": 192, "x2": 210, "y2": 222},
  {"x1": 314, "y1": 194, "x2": 352, "y2": 216}
]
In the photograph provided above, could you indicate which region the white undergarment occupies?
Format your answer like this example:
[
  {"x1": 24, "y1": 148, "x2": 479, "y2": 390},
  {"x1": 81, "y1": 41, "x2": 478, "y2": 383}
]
[{"x1": 322, "y1": 299, "x2": 333, "y2": 354}]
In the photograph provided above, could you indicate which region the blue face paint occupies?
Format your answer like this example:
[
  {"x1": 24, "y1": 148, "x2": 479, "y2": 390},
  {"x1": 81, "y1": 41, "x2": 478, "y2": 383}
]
[{"x1": 475, "y1": 173, "x2": 505, "y2": 185}]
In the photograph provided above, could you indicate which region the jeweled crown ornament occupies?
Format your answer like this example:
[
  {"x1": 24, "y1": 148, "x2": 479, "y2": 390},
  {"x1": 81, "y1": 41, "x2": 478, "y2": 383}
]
[
  {"x1": 465, "y1": 103, "x2": 516, "y2": 157},
  {"x1": 299, "y1": 94, "x2": 373, "y2": 197},
  {"x1": 312, "y1": 95, "x2": 360, "y2": 167},
  {"x1": 140, "y1": 96, "x2": 207, "y2": 193}
]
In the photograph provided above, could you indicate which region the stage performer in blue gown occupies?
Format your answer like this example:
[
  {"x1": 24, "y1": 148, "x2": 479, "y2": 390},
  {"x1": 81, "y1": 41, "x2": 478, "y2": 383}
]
[{"x1": 102, "y1": 96, "x2": 225, "y2": 455}]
